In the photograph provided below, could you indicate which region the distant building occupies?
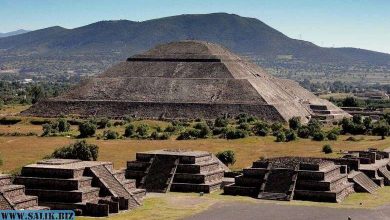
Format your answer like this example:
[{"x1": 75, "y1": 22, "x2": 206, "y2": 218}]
[{"x1": 354, "y1": 91, "x2": 389, "y2": 100}]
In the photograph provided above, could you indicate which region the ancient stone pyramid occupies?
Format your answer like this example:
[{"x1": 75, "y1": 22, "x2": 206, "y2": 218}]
[{"x1": 23, "y1": 41, "x2": 349, "y2": 122}]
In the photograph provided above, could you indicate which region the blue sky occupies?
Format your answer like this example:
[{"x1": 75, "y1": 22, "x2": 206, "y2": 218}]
[{"x1": 0, "y1": 0, "x2": 389, "y2": 53}]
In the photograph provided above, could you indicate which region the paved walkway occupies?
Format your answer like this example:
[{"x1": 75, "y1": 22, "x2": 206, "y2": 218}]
[{"x1": 185, "y1": 202, "x2": 390, "y2": 220}]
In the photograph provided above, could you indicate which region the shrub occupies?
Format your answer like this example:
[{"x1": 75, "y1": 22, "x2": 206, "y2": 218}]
[
  {"x1": 103, "y1": 130, "x2": 119, "y2": 140},
  {"x1": 57, "y1": 118, "x2": 70, "y2": 133},
  {"x1": 342, "y1": 97, "x2": 360, "y2": 107},
  {"x1": 225, "y1": 128, "x2": 247, "y2": 139},
  {"x1": 252, "y1": 121, "x2": 270, "y2": 136},
  {"x1": 0, "y1": 117, "x2": 22, "y2": 125},
  {"x1": 308, "y1": 119, "x2": 322, "y2": 135},
  {"x1": 42, "y1": 123, "x2": 54, "y2": 136},
  {"x1": 312, "y1": 131, "x2": 326, "y2": 141},
  {"x1": 216, "y1": 150, "x2": 236, "y2": 166},
  {"x1": 177, "y1": 128, "x2": 199, "y2": 140},
  {"x1": 124, "y1": 124, "x2": 135, "y2": 137},
  {"x1": 214, "y1": 117, "x2": 229, "y2": 127},
  {"x1": 51, "y1": 140, "x2": 99, "y2": 161},
  {"x1": 327, "y1": 132, "x2": 338, "y2": 141},
  {"x1": 275, "y1": 132, "x2": 286, "y2": 142},
  {"x1": 136, "y1": 124, "x2": 149, "y2": 137},
  {"x1": 271, "y1": 122, "x2": 283, "y2": 135},
  {"x1": 164, "y1": 125, "x2": 177, "y2": 133},
  {"x1": 213, "y1": 127, "x2": 227, "y2": 136},
  {"x1": 322, "y1": 144, "x2": 333, "y2": 154},
  {"x1": 237, "y1": 123, "x2": 250, "y2": 131},
  {"x1": 150, "y1": 131, "x2": 170, "y2": 140},
  {"x1": 372, "y1": 120, "x2": 390, "y2": 139},
  {"x1": 78, "y1": 122, "x2": 97, "y2": 138},
  {"x1": 285, "y1": 129, "x2": 297, "y2": 142},
  {"x1": 113, "y1": 121, "x2": 126, "y2": 127},
  {"x1": 297, "y1": 126, "x2": 310, "y2": 139},
  {"x1": 155, "y1": 126, "x2": 163, "y2": 132},
  {"x1": 193, "y1": 123, "x2": 211, "y2": 138},
  {"x1": 97, "y1": 117, "x2": 111, "y2": 129},
  {"x1": 288, "y1": 117, "x2": 301, "y2": 130},
  {"x1": 30, "y1": 119, "x2": 52, "y2": 125}
]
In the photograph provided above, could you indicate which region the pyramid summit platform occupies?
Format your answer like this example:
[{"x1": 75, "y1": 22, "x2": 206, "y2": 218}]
[{"x1": 23, "y1": 41, "x2": 349, "y2": 122}]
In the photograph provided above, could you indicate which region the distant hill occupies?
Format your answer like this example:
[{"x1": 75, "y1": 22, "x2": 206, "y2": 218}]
[
  {"x1": 0, "y1": 29, "x2": 30, "y2": 38},
  {"x1": 0, "y1": 13, "x2": 389, "y2": 69}
]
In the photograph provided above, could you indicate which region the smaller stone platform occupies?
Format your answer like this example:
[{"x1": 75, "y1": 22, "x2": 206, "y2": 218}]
[
  {"x1": 126, "y1": 149, "x2": 227, "y2": 193},
  {"x1": 14, "y1": 159, "x2": 145, "y2": 217},
  {"x1": 224, "y1": 157, "x2": 355, "y2": 203}
]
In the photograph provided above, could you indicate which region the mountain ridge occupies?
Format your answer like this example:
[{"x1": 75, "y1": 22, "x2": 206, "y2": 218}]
[{"x1": 0, "y1": 13, "x2": 389, "y2": 66}]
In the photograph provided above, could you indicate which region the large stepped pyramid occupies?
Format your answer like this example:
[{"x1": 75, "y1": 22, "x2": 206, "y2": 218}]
[
  {"x1": 224, "y1": 157, "x2": 355, "y2": 203},
  {"x1": 126, "y1": 149, "x2": 227, "y2": 193},
  {"x1": 0, "y1": 174, "x2": 49, "y2": 210},
  {"x1": 14, "y1": 159, "x2": 145, "y2": 217},
  {"x1": 22, "y1": 41, "x2": 350, "y2": 123}
]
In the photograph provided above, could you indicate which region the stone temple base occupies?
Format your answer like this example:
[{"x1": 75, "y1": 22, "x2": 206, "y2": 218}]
[{"x1": 126, "y1": 149, "x2": 228, "y2": 193}]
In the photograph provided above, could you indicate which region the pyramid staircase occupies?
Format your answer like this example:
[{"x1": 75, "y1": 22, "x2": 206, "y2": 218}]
[
  {"x1": 309, "y1": 104, "x2": 348, "y2": 122},
  {"x1": 378, "y1": 166, "x2": 390, "y2": 185},
  {"x1": 126, "y1": 150, "x2": 225, "y2": 193},
  {"x1": 348, "y1": 171, "x2": 378, "y2": 193},
  {"x1": 139, "y1": 155, "x2": 179, "y2": 193},
  {"x1": 14, "y1": 160, "x2": 145, "y2": 217},
  {"x1": 87, "y1": 165, "x2": 143, "y2": 210},
  {"x1": 0, "y1": 174, "x2": 49, "y2": 210},
  {"x1": 258, "y1": 168, "x2": 298, "y2": 201}
]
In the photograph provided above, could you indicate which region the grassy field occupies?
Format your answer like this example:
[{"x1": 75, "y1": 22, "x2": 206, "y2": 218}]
[
  {"x1": 1, "y1": 128, "x2": 389, "y2": 173},
  {"x1": 76, "y1": 187, "x2": 390, "y2": 220}
]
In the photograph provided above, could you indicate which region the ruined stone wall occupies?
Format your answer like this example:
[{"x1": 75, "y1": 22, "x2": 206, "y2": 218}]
[{"x1": 22, "y1": 100, "x2": 285, "y2": 121}]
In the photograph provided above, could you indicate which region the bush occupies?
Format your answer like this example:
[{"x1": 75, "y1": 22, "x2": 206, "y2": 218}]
[
  {"x1": 225, "y1": 128, "x2": 247, "y2": 139},
  {"x1": 0, "y1": 117, "x2": 22, "y2": 125},
  {"x1": 297, "y1": 126, "x2": 310, "y2": 138},
  {"x1": 57, "y1": 118, "x2": 70, "y2": 133},
  {"x1": 275, "y1": 132, "x2": 286, "y2": 142},
  {"x1": 308, "y1": 119, "x2": 322, "y2": 135},
  {"x1": 113, "y1": 121, "x2": 126, "y2": 127},
  {"x1": 213, "y1": 127, "x2": 227, "y2": 136},
  {"x1": 285, "y1": 129, "x2": 297, "y2": 142},
  {"x1": 236, "y1": 113, "x2": 257, "y2": 124},
  {"x1": 372, "y1": 120, "x2": 390, "y2": 139},
  {"x1": 237, "y1": 123, "x2": 250, "y2": 131},
  {"x1": 150, "y1": 131, "x2": 170, "y2": 140},
  {"x1": 271, "y1": 122, "x2": 283, "y2": 135},
  {"x1": 103, "y1": 130, "x2": 119, "y2": 140},
  {"x1": 136, "y1": 124, "x2": 149, "y2": 137},
  {"x1": 193, "y1": 123, "x2": 211, "y2": 138},
  {"x1": 312, "y1": 131, "x2": 326, "y2": 141},
  {"x1": 30, "y1": 119, "x2": 52, "y2": 125},
  {"x1": 216, "y1": 150, "x2": 236, "y2": 166},
  {"x1": 252, "y1": 121, "x2": 270, "y2": 136},
  {"x1": 288, "y1": 117, "x2": 301, "y2": 130},
  {"x1": 78, "y1": 122, "x2": 97, "y2": 138},
  {"x1": 214, "y1": 117, "x2": 229, "y2": 127},
  {"x1": 322, "y1": 144, "x2": 333, "y2": 154},
  {"x1": 97, "y1": 117, "x2": 111, "y2": 129},
  {"x1": 124, "y1": 124, "x2": 135, "y2": 137},
  {"x1": 164, "y1": 125, "x2": 177, "y2": 133},
  {"x1": 327, "y1": 132, "x2": 338, "y2": 140},
  {"x1": 177, "y1": 129, "x2": 198, "y2": 140},
  {"x1": 51, "y1": 140, "x2": 99, "y2": 161}
]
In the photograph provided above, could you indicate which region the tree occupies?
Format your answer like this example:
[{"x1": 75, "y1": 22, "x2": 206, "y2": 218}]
[
  {"x1": 216, "y1": 150, "x2": 236, "y2": 166},
  {"x1": 252, "y1": 121, "x2": 270, "y2": 136},
  {"x1": 214, "y1": 117, "x2": 229, "y2": 127},
  {"x1": 271, "y1": 122, "x2": 283, "y2": 136},
  {"x1": 297, "y1": 126, "x2": 310, "y2": 139},
  {"x1": 275, "y1": 132, "x2": 286, "y2": 142},
  {"x1": 103, "y1": 130, "x2": 119, "y2": 140},
  {"x1": 285, "y1": 129, "x2": 297, "y2": 142},
  {"x1": 78, "y1": 122, "x2": 97, "y2": 138},
  {"x1": 51, "y1": 140, "x2": 98, "y2": 161},
  {"x1": 224, "y1": 128, "x2": 247, "y2": 139},
  {"x1": 342, "y1": 97, "x2": 360, "y2": 107},
  {"x1": 136, "y1": 124, "x2": 149, "y2": 137},
  {"x1": 307, "y1": 119, "x2": 322, "y2": 135},
  {"x1": 312, "y1": 131, "x2": 326, "y2": 141},
  {"x1": 29, "y1": 85, "x2": 45, "y2": 104},
  {"x1": 322, "y1": 144, "x2": 333, "y2": 154},
  {"x1": 124, "y1": 124, "x2": 135, "y2": 137},
  {"x1": 57, "y1": 118, "x2": 70, "y2": 133},
  {"x1": 372, "y1": 120, "x2": 390, "y2": 140},
  {"x1": 193, "y1": 123, "x2": 211, "y2": 138},
  {"x1": 288, "y1": 117, "x2": 301, "y2": 130},
  {"x1": 97, "y1": 117, "x2": 111, "y2": 129}
]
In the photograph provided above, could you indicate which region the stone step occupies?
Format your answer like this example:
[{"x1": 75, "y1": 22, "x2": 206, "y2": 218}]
[
  {"x1": 176, "y1": 160, "x2": 220, "y2": 174},
  {"x1": 0, "y1": 184, "x2": 25, "y2": 198},
  {"x1": 0, "y1": 174, "x2": 12, "y2": 186},
  {"x1": 294, "y1": 183, "x2": 354, "y2": 203},
  {"x1": 234, "y1": 175, "x2": 263, "y2": 187},
  {"x1": 258, "y1": 192, "x2": 291, "y2": 201},
  {"x1": 223, "y1": 184, "x2": 259, "y2": 197},
  {"x1": 12, "y1": 195, "x2": 38, "y2": 209},
  {"x1": 26, "y1": 187, "x2": 100, "y2": 203},
  {"x1": 14, "y1": 176, "x2": 93, "y2": 191},
  {"x1": 170, "y1": 181, "x2": 222, "y2": 193},
  {"x1": 173, "y1": 169, "x2": 224, "y2": 184},
  {"x1": 349, "y1": 171, "x2": 379, "y2": 193}
]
